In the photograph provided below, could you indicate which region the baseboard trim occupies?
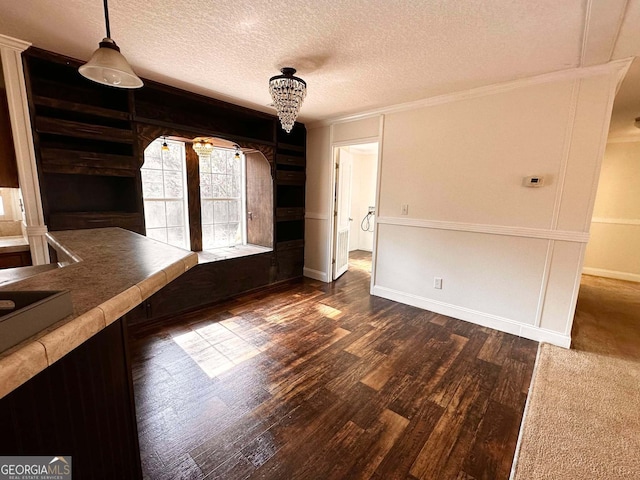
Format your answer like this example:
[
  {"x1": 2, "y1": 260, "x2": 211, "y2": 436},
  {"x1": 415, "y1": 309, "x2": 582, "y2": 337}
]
[
  {"x1": 372, "y1": 285, "x2": 571, "y2": 348},
  {"x1": 303, "y1": 267, "x2": 329, "y2": 283},
  {"x1": 582, "y1": 267, "x2": 640, "y2": 283}
]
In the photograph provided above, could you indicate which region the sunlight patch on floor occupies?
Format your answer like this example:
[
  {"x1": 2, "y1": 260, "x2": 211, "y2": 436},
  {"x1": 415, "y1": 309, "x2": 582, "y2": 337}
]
[{"x1": 172, "y1": 322, "x2": 261, "y2": 378}]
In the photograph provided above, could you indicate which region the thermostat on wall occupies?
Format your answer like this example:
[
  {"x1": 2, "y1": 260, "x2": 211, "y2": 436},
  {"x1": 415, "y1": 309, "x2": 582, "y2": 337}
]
[{"x1": 523, "y1": 176, "x2": 544, "y2": 187}]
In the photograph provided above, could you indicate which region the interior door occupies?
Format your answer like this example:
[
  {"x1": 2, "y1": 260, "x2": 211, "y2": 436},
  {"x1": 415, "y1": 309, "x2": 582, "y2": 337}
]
[{"x1": 333, "y1": 148, "x2": 353, "y2": 280}]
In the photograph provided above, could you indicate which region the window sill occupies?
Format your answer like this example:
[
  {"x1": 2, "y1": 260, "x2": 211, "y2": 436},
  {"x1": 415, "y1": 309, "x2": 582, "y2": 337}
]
[{"x1": 197, "y1": 244, "x2": 272, "y2": 264}]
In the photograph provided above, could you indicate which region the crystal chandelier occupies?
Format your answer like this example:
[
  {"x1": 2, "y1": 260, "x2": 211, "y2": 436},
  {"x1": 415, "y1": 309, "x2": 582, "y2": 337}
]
[
  {"x1": 192, "y1": 138, "x2": 214, "y2": 158},
  {"x1": 269, "y1": 67, "x2": 307, "y2": 133}
]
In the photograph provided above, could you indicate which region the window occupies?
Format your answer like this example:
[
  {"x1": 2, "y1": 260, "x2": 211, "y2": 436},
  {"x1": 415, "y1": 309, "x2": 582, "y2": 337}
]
[
  {"x1": 141, "y1": 136, "x2": 273, "y2": 256},
  {"x1": 141, "y1": 139, "x2": 189, "y2": 249},
  {"x1": 199, "y1": 147, "x2": 246, "y2": 249}
]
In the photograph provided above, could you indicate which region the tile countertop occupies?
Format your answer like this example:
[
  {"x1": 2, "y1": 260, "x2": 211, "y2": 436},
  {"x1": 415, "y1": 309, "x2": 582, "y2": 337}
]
[{"x1": 0, "y1": 228, "x2": 198, "y2": 399}]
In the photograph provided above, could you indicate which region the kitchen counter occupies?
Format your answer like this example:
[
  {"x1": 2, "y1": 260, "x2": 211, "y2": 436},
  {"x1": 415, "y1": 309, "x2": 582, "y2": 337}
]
[{"x1": 0, "y1": 227, "x2": 198, "y2": 399}]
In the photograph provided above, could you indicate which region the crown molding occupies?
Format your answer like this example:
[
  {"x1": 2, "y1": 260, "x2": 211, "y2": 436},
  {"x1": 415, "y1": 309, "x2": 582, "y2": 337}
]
[
  {"x1": 0, "y1": 34, "x2": 31, "y2": 52},
  {"x1": 308, "y1": 58, "x2": 633, "y2": 129}
]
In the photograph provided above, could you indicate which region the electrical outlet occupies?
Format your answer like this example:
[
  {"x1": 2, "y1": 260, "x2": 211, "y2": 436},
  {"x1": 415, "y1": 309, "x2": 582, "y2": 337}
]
[
  {"x1": 368, "y1": 206, "x2": 375, "y2": 214},
  {"x1": 401, "y1": 204, "x2": 409, "y2": 215},
  {"x1": 434, "y1": 277, "x2": 443, "y2": 289}
]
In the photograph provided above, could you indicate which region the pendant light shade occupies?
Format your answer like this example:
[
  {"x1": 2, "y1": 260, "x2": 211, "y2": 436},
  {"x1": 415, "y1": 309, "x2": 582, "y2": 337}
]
[{"x1": 79, "y1": 0, "x2": 143, "y2": 89}]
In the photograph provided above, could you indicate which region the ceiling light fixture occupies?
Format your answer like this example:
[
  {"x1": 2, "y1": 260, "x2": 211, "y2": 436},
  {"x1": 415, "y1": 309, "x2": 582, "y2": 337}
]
[
  {"x1": 269, "y1": 67, "x2": 307, "y2": 134},
  {"x1": 192, "y1": 138, "x2": 214, "y2": 158},
  {"x1": 161, "y1": 137, "x2": 170, "y2": 152},
  {"x1": 78, "y1": 0, "x2": 143, "y2": 89},
  {"x1": 234, "y1": 145, "x2": 241, "y2": 160}
]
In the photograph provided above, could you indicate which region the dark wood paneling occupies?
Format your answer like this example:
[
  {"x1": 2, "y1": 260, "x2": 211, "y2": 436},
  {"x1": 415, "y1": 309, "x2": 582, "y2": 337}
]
[
  {"x1": 246, "y1": 151, "x2": 274, "y2": 248},
  {"x1": 40, "y1": 148, "x2": 137, "y2": 177},
  {"x1": 33, "y1": 95, "x2": 131, "y2": 120},
  {"x1": 0, "y1": 250, "x2": 31, "y2": 269},
  {"x1": 276, "y1": 207, "x2": 304, "y2": 221},
  {"x1": 0, "y1": 319, "x2": 142, "y2": 480},
  {"x1": 35, "y1": 117, "x2": 133, "y2": 143},
  {"x1": 185, "y1": 146, "x2": 202, "y2": 251},
  {"x1": 276, "y1": 170, "x2": 306, "y2": 186},
  {"x1": 133, "y1": 80, "x2": 276, "y2": 144},
  {"x1": 276, "y1": 153, "x2": 305, "y2": 168},
  {"x1": 276, "y1": 247, "x2": 304, "y2": 281},
  {"x1": 49, "y1": 211, "x2": 144, "y2": 233},
  {"x1": 0, "y1": 88, "x2": 19, "y2": 188},
  {"x1": 139, "y1": 254, "x2": 274, "y2": 322}
]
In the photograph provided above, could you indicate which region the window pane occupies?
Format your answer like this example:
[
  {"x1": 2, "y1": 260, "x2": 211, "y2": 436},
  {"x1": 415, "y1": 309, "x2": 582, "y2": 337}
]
[
  {"x1": 200, "y1": 172, "x2": 212, "y2": 186},
  {"x1": 213, "y1": 224, "x2": 228, "y2": 247},
  {"x1": 227, "y1": 223, "x2": 241, "y2": 245},
  {"x1": 144, "y1": 201, "x2": 167, "y2": 228},
  {"x1": 164, "y1": 171, "x2": 184, "y2": 198},
  {"x1": 228, "y1": 200, "x2": 240, "y2": 222},
  {"x1": 201, "y1": 183, "x2": 213, "y2": 199},
  {"x1": 147, "y1": 227, "x2": 167, "y2": 243},
  {"x1": 200, "y1": 156, "x2": 211, "y2": 174},
  {"x1": 166, "y1": 200, "x2": 184, "y2": 227},
  {"x1": 213, "y1": 200, "x2": 229, "y2": 224},
  {"x1": 212, "y1": 152, "x2": 225, "y2": 173},
  {"x1": 212, "y1": 174, "x2": 228, "y2": 198},
  {"x1": 167, "y1": 227, "x2": 186, "y2": 248},
  {"x1": 141, "y1": 170, "x2": 164, "y2": 198},
  {"x1": 163, "y1": 148, "x2": 183, "y2": 172},
  {"x1": 202, "y1": 224, "x2": 214, "y2": 249},
  {"x1": 142, "y1": 138, "x2": 189, "y2": 249},
  {"x1": 201, "y1": 199, "x2": 214, "y2": 225}
]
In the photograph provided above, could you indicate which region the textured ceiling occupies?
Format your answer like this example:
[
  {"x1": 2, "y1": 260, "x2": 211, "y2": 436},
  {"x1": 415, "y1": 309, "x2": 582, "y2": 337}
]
[{"x1": 0, "y1": 0, "x2": 639, "y2": 124}]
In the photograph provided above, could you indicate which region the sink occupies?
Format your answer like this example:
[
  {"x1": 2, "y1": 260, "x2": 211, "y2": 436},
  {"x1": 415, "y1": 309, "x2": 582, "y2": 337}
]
[{"x1": 0, "y1": 290, "x2": 73, "y2": 353}]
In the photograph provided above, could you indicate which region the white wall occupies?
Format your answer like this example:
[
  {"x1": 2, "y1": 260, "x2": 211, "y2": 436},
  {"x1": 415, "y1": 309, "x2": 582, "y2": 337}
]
[
  {"x1": 305, "y1": 62, "x2": 626, "y2": 347},
  {"x1": 349, "y1": 150, "x2": 377, "y2": 252},
  {"x1": 583, "y1": 141, "x2": 640, "y2": 282}
]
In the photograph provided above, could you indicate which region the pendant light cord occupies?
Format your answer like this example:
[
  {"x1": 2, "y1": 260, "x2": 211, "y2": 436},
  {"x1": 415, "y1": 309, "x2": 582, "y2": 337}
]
[{"x1": 103, "y1": 0, "x2": 111, "y2": 38}]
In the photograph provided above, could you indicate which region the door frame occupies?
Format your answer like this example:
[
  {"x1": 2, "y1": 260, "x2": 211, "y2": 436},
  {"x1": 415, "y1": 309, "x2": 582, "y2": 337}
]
[{"x1": 327, "y1": 131, "x2": 382, "y2": 291}]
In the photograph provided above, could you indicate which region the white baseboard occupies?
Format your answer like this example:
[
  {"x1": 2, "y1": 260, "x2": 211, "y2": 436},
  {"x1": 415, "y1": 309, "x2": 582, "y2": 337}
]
[
  {"x1": 303, "y1": 267, "x2": 329, "y2": 283},
  {"x1": 372, "y1": 285, "x2": 571, "y2": 348},
  {"x1": 582, "y1": 267, "x2": 640, "y2": 283}
]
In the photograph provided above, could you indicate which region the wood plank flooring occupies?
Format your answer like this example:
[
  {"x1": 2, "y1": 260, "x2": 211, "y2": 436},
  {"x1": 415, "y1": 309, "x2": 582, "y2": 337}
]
[{"x1": 129, "y1": 251, "x2": 537, "y2": 480}]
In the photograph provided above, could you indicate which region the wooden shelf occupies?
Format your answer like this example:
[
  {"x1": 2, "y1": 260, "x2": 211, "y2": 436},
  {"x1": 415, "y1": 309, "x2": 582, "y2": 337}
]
[
  {"x1": 277, "y1": 142, "x2": 305, "y2": 153},
  {"x1": 276, "y1": 153, "x2": 305, "y2": 168},
  {"x1": 276, "y1": 207, "x2": 305, "y2": 221},
  {"x1": 40, "y1": 148, "x2": 138, "y2": 177},
  {"x1": 276, "y1": 239, "x2": 304, "y2": 251},
  {"x1": 48, "y1": 211, "x2": 143, "y2": 231},
  {"x1": 276, "y1": 170, "x2": 305, "y2": 186},
  {"x1": 33, "y1": 95, "x2": 131, "y2": 121},
  {"x1": 36, "y1": 117, "x2": 133, "y2": 143}
]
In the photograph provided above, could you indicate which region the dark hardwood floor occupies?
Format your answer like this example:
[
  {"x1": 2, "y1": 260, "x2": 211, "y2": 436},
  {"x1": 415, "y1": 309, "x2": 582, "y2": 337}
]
[{"x1": 129, "y1": 251, "x2": 538, "y2": 480}]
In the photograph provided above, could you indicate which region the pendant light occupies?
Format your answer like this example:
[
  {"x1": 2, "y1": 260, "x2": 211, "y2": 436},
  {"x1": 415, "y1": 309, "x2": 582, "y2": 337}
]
[
  {"x1": 79, "y1": 0, "x2": 143, "y2": 89},
  {"x1": 234, "y1": 145, "x2": 241, "y2": 160},
  {"x1": 161, "y1": 137, "x2": 170, "y2": 152}
]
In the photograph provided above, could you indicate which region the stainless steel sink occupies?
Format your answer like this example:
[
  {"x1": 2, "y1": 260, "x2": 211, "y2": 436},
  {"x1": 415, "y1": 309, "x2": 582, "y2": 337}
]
[{"x1": 0, "y1": 291, "x2": 73, "y2": 353}]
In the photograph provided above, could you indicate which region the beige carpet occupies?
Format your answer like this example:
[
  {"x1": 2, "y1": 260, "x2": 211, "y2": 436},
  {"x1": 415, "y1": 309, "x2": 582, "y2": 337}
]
[{"x1": 512, "y1": 275, "x2": 640, "y2": 480}]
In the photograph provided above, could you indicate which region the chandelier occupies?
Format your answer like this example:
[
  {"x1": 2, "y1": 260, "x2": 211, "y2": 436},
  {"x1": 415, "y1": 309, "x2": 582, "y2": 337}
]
[
  {"x1": 192, "y1": 138, "x2": 214, "y2": 158},
  {"x1": 269, "y1": 67, "x2": 307, "y2": 133}
]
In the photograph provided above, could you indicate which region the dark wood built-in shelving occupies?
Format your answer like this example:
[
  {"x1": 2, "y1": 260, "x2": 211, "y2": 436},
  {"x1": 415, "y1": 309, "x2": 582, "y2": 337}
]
[{"x1": 23, "y1": 46, "x2": 307, "y2": 321}]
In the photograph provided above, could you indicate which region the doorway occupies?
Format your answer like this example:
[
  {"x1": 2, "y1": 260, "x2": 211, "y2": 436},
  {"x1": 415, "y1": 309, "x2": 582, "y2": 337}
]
[{"x1": 331, "y1": 142, "x2": 379, "y2": 281}]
